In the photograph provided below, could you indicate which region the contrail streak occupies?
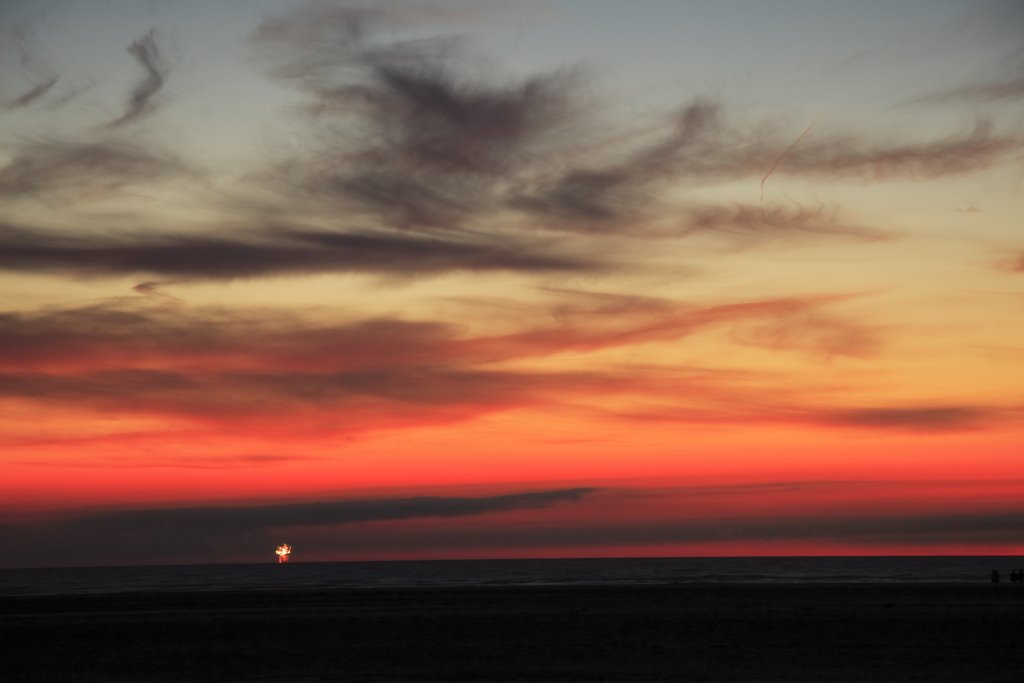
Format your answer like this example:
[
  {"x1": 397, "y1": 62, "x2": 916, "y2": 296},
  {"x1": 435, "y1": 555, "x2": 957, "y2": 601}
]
[{"x1": 760, "y1": 122, "x2": 816, "y2": 214}]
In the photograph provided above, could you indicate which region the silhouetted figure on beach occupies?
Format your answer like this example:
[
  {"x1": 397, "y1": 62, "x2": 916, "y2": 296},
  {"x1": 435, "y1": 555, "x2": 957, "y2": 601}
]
[
  {"x1": 991, "y1": 570, "x2": 1001, "y2": 583},
  {"x1": 1012, "y1": 569, "x2": 1023, "y2": 584}
]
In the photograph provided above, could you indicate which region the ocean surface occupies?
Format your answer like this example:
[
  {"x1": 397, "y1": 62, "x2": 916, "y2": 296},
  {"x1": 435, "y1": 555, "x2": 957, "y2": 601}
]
[{"x1": 2, "y1": 556, "x2": 1020, "y2": 596}]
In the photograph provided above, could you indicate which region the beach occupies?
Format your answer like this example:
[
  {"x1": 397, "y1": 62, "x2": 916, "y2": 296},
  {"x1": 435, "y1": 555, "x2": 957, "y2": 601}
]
[{"x1": 5, "y1": 584, "x2": 1024, "y2": 681}]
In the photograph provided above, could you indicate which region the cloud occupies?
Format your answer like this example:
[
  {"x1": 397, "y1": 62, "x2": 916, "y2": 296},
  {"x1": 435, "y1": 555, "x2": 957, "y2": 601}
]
[
  {"x1": 781, "y1": 121, "x2": 1020, "y2": 180},
  {"x1": 235, "y1": 4, "x2": 1024, "y2": 267},
  {"x1": 902, "y1": 77, "x2": 1024, "y2": 105},
  {"x1": 2, "y1": 25, "x2": 59, "y2": 108},
  {"x1": 615, "y1": 401, "x2": 1004, "y2": 433},
  {"x1": 0, "y1": 293, "x2": 871, "y2": 433},
  {"x1": 343, "y1": 508, "x2": 1024, "y2": 554},
  {"x1": 254, "y1": 8, "x2": 1017, "y2": 244},
  {"x1": 7, "y1": 74, "x2": 58, "y2": 108},
  {"x1": 0, "y1": 224, "x2": 595, "y2": 280},
  {"x1": 818, "y1": 406, "x2": 992, "y2": 431},
  {"x1": 729, "y1": 309, "x2": 883, "y2": 359},
  {"x1": 0, "y1": 141, "x2": 186, "y2": 200},
  {"x1": 1011, "y1": 252, "x2": 1024, "y2": 272},
  {"x1": 253, "y1": 4, "x2": 585, "y2": 232},
  {"x1": 108, "y1": 29, "x2": 170, "y2": 127},
  {"x1": 293, "y1": 479, "x2": 1024, "y2": 556},
  {"x1": 511, "y1": 109, "x2": 1019, "y2": 233},
  {"x1": 507, "y1": 101, "x2": 738, "y2": 231},
  {"x1": 0, "y1": 366, "x2": 618, "y2": 427},
  {"x1": 0, "y1": 294, "x2": 999, "y2": 436},
  {"x1": 2, "y1": 488, "x2": 596, "y2": 565},
  {"x1": 0, "y1": 293, "x2": 857, "y2": 373},
  {"x1": 677, "y1": 203, "x2": 887, "y2": 244}
]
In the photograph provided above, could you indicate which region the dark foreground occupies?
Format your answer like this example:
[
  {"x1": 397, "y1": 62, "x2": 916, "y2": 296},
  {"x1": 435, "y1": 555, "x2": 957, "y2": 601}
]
[{"x1": 4, "y1": 584, "x2": 1024, "y2": 681}]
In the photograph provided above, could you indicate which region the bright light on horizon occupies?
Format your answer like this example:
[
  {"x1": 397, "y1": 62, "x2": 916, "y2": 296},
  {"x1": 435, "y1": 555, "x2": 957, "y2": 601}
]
[{"x1": 275, "y1": 543, "x2": 292, "y2": 564}]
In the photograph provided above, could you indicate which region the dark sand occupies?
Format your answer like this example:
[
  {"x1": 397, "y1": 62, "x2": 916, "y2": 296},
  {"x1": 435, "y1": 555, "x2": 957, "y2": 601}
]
[{"x1": 4, "y1": 584, "x2": 1024, "y2": 681}]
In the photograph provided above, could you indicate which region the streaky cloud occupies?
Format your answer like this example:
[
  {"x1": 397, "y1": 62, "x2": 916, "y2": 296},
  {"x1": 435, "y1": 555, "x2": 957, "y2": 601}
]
[
  {"x1": 614, "y1": 402, "x2": 1005, "y2": 433},
  {"x1": 77, "y1": 488, "x2": 597, "y2": 531},
  {"x1": 0, "y1": 293, "x2": 863, "y2": 374},
  {"x1": 0, "y1": 224, "x2": 596, "y2": 280},
  {"x1": 0, "y1": 140, "x2": 185, "y2": 200},
  {"x1": 902, "y1": 77, "x2": 1024, "y2": 105},
  {"x1": 819, "y1": 405, "x2": 992, "y2": 431},
  {"x1": 108, "y1": 29, "x2": 169, "y2": 127},
  {"x1": 0, "y1": 293, "x2": 874, "y2": 433},
  {"x1": 678, "y1": 203, "x2": 887, "y2": 244},
  {"x1": 6, "y1": 74, "x2": 58, "y2": 108},
  {"x1": 782, "y1": 121, "x2": 1020, "y2": 180},
  {"x1": 2, "y1": 488, "x2": 597, "y2": 565}
]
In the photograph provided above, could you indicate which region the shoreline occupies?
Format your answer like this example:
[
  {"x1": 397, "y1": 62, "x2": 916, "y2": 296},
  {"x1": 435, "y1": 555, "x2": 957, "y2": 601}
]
[{"x1": 7, "y1": 583, "x2": 1024, "y2": 681}]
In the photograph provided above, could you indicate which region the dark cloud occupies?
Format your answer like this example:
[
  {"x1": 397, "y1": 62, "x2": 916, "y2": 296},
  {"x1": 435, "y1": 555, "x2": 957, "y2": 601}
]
[
  {"x1": 0, "y1": 224, "x2": 595, "y2": 280},
  {"x1": 326, "y1": 508, "x2": 1024, "y2": 555},
  {"x1": 2, "y1": 25, "x2": 59, "y2": 108},
  {"x1": 508, "y1": 106, "x2": 1017, "y2": 234},
  {"x1": 2, "y1": 488, "x2": 596, "y2": 566},
  {"x1": 342, "y1": 64, "x2": 581, "y2": 177},
  {"x1": 677, "y1": 203, "x2": 887, "y2": 243},
  {"x1": 508, "y1": 101, "x2": 736, "y2": 230},
  {"x1": 781, "y1": 122, "x2": 1020, "y2": 180},
  {"x1": 7, "y1": 74, "x2": 58, "y2": 108},
  {"x1": 819, "y1": 406, "x2": 991, "y2": 431},
  {"x1": 0, "y1": 365, "x2": 632, "y2": 433},
  {"x1": 0, "y1": 294, "x2": 873, "y2": 433},
  {"x1": 83, "y1": 488, "x2": 596, "y2": 532},
  {"x1": 2, "y1": 295, "x2": 998, "y2": 435},
  {"x1": 0, "y1": 141, "x2": 185, "y2": 200},
  {"x1": 253, "y1": 5, "x2": 583, "y2": 232},
  {"x1": 254, "y1": 11, "x2": 890, "y2": 241},
  {"x1": 0, "y1": 293, "x2": 855, "y2": 373},
  {"x1": 145, "y1": 481, "x2": 1024, "y2": 557},
  {"x1": 108, "y1": 29, "x2": 169, "y2": 127},
  {"x1": 617, "y1": 402, "x2": 1003, "y2": 433}
]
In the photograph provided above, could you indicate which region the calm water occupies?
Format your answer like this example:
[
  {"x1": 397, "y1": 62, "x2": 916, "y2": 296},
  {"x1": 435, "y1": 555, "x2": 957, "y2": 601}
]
[{"x1": 1, "y1": 556, "x2": 1020, "y2": 596}]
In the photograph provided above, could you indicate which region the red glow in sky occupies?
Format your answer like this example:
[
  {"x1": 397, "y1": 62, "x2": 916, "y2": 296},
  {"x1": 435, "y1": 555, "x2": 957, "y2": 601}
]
[{"x1": 1, "y1": 0, "x2": 1022, "y2": 567}]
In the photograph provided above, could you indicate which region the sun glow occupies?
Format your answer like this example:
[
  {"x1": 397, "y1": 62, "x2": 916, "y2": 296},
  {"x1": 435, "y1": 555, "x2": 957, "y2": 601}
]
[{"x1": 275, "y1": 543, "x2": 292, "y2": 563}]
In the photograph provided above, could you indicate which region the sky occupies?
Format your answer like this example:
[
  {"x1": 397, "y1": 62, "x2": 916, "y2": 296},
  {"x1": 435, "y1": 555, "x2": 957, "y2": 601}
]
[{"x1": 0, "y1": 0, "x2": 1022, "y2": 568}]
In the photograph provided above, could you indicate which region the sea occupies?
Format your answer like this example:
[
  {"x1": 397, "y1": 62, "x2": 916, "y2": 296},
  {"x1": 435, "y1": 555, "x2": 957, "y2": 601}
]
[{"x1": 1, "y1": 556, "x2": 1020, "y2": 597}]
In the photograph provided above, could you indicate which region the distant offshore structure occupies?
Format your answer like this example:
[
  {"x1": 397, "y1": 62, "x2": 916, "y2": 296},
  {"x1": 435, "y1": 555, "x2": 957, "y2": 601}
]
[{"x1": 275, "y1": 543, "x2": 292, "y2": 564}]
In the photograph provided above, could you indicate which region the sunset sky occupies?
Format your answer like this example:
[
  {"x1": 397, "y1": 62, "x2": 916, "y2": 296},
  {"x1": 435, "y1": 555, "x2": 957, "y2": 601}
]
[{"x1": 1, "y1": 0, "x2": 1022, "y2": 568}]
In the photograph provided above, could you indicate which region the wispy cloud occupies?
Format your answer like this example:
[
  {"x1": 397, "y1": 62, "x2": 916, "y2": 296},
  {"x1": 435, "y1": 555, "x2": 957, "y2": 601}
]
[
  {"x1": 818, "y1": 405, "x2": 993, "y2": 431},
  {"x1": 0, "y1": 141, "x2": 185, "y2": 200},
  {"x1": 780, "y1": 121, "x2": 1020, "y2": 180},
  {"x1": 0, "y1": 293, "x2": 884, "y2": 435},
  {"x1": 902, "y1": 77, "x2": 1024, "y2": 105},
  {"x1": 108, "y1": 29, "x2": 170, "y2": 127},
  {"x1": 677, "y1": 203, "x2": 886, "y2": 244},
  {"x1": 729, "y1": 308, "x2": 883, "y2": 359},
  {"x1": 2, "y1": 488, "x2": 597, "y2": 565},
  {"x1": 2, "y1": 26, "x2": 58, "y2": 109},
  {"x1": 7, "y1": 74, "x2": 58, "y2": 108},
  {"x1": 615, "y1": 402, "x2": 1005, "y2": 433},
  {"x1": 0, "y1": 293, "x2": 862, "y2": 373},
  {"x1": 352, "y1": 508, "x2": 1024, "y2": 554},
  {"x1": 249, "y1": 6, "x2": 1018, "y2": 250},
  {"x1": 0, "y1": 224, "x2": 595, "y2": 280}
]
